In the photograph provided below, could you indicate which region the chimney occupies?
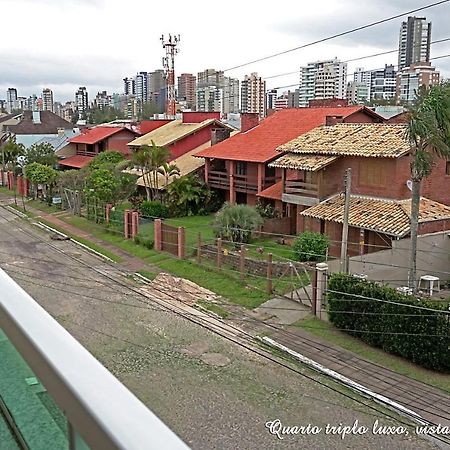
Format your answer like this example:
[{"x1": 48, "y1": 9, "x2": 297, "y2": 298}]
[
  {"x1": 211, "y1": 128, "x2": 231, "y2": 146},
  {"x1": 325, "y1": 115, "x2": 344, "y2": 126},
  {"x1": 240, "y1": 113, "x2": 259, "y2": 132},
  {"x1": 32, "y1": 111, "x2": 41, "y2": 124}
]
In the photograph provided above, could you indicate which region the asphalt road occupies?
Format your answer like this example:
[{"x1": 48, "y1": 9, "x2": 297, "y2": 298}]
[{"x1": 0, "y1": 207, "x2": 441, "y2": 450}]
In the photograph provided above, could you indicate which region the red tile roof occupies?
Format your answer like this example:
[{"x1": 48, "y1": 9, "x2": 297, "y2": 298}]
[
  {"x1": 257, "y1": 181, "x2": 283, "y2": 201},
  {"x1": 59, "y1": 155, "x2": 92, "y2": 168},
  {"x1": 69, "y1": 127, "x2": 130, "y2": 145},
  {"x1": 195, "y1": 107, "x2": 367, "y2": 163}
]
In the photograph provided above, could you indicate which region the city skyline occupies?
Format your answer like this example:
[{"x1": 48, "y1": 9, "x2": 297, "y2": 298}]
[{"x1": 1, "y1": 0, "x2": 450, "y2": 102}]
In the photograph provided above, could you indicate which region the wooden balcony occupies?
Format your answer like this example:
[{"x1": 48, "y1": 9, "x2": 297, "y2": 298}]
[
  {"x1": 76, "y1": 150, "x2": 97, "y2": 157},
  {"x1": 208, "y1": 172, "x2": 278, "y2": 193},
  {"x1": 282, "y1": 180, "x2": 319, "y2": 206},
  {"x1": 208, "y1": 170, "x2": 229, "y2": 189}
]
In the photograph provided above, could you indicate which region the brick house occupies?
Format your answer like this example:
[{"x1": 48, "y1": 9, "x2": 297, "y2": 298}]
[
  {"x1": 195, "y1": 107, "x2": 383, "y2": 207},
  {"x1": 58, "y1": 126, "x2": 140, "y2": 169},
  {"x1": 272, "y1": 123, "x2": 450, "y2": 256}
]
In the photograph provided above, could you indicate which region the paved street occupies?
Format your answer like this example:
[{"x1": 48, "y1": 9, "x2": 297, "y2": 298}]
[{"x1": 0, "y1": 207, "x2": 442, "y2": 450}]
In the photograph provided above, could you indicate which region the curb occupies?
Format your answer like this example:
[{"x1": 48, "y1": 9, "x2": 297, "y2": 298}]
[{"x1": 260, "y1": 336, "x2": 429, "y2": 426}]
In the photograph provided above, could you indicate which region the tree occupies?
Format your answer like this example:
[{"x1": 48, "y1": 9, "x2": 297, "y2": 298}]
[
  {"x1": 138, "y1": 101, "x2": 160, "y2": 120},
  {"x1": 24, "y1": 142, "x2": 57, "y2": 166},
  {"x1": 158, "y1": 161, "x2": 180, "y2": 190},
  {"x1": 25, "y1": 162, "x2": 59, "y2": 199},
  {"x1": 89, "y1": 106, "x2": 125, "y2": 124},
  {"x1": 88, "y1": 151, "x2": 125, "y2": 171},
  {"x1": 406, "y1": 82, "x2": 450, "y2": 290},
  {"x1": 166, "y1": 174, "x2": 207, "y2": 216},
  {"x1": 213, "y1": 203, "x2": 263, "y2": 244},
  {"x1": 1, "y1": 138, "x2": 24, "y2": 172},
  {"x1": 84, "y1": 168, "x2": 118, "y2": 204}
]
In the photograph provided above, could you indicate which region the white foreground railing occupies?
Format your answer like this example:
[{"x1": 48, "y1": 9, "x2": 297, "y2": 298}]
[{"x1": 0, "y1": 269, "x2": 190, "y2": 450}]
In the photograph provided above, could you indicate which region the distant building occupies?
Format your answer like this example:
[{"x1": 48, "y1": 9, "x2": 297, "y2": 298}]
[
  {"x1": 353, "y1": 65, "x2": 397, "y2": 101},
  {"x1": 75, "y1": 87, "x2": 89, "y2": 118},
  {"x1": 398, "y1": 16, "x2": 431, "y2": 70},
  {"x1": 396, "y1": 62, "x2": 440, "y2": 103},
  {"x1": 346, "y1": 82, "x2": 370, "y2": 104},
  {"x1": 266, "y1": 89, "x2": 277, "y2": 111},
  {"x1": 123, "y1": 77, "x2": 135, "y2": 96},
  {"x1": 6, "y1": 88, "x2": 18, "y2": 113},
  {"x1": 148, "y1": 70, "x2": 165, "y2": 104},
  {"x1": 177, "y1": 73, "x2": 196, "y2": 110},
  {"x1": 94, "y1": 91, "x2": 112, "y2": 110},
  {"x1": 135, "y1": 71, "x2": 149, "y2": 103},
  {"x1": 298, "y1": 59, "x2": 347, "y2": 107},
  {"x1": 241, "y1": 72, "x2": 266, "y2": 118},
  {"x1": 42, "y1": 88, "x2": 54, "y2": 112}
]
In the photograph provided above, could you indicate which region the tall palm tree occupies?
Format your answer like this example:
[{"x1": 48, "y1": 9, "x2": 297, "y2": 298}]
[
  {"x1": 406, "y1": 82, "x2": 450, "y2": 290},
  {"x1": 158, "y1": 162, "x2": 180, "y2": 190}
]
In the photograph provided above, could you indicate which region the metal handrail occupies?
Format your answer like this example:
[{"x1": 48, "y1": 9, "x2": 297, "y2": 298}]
[{"x1": 0, "y1": 269, "x2": 189, "y2": 450}]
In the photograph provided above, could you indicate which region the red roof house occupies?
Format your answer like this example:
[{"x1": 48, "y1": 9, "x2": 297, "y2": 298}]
[
  {"x1": 195, "y1": 107, "x2": 383, "y2": 206},
  {"x1": 57, "y1": 126, "x2": 140, "y2": 168}
]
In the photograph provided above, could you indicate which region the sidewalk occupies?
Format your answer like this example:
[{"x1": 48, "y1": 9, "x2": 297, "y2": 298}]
[{"x1": 9, "y1": 201, "x2": 450, "y2": 433}]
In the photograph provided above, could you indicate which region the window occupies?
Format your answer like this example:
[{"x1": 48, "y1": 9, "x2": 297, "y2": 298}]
[
  {"x1": 235, "y1": 162, "x2": 247, "y2": 176},
  {"x1": 446, "y1": 159, "x2": 450, "y2": 176},
  {"x1": 359, "y1": 159, "x2": 386, "y2": 187}
]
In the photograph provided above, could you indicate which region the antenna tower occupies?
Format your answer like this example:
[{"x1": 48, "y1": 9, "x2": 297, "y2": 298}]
[{"x1": 161, "y1": 34, "x2": 180, "y2": 118}]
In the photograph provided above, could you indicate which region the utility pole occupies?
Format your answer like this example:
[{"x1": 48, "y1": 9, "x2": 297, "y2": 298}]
[
  {"x1": 340, "y1": 168, "x2": 351, "y2": 273},
  {"x1": 161, "y1": 34, "x2": 180, "y2": 118}
]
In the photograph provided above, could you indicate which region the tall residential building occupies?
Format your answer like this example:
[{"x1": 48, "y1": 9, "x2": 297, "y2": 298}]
[
  {"x1": 94, "y1": 91, "x2": 112, "y2": 110},
  {"x1": 346, "y1": 82, "x2": 370, "y2": 104},
  {"x1": 177, "y1": 73, "x2": 196, "y2": 110},
  {"x1": 398, "y1": 16, "x2": 431, "y2": 70},
  {"x1": 6, "y1": 88, "x2": 18, "y2": 113},
  {"x1": 123, "y1": 77, "x2": 135, "y2": 96},
  {"x1": 396, "y1": 62, "x2": 440, "y2": 103},
  {"x1": 241, "y1": 72, "x2": 266, "y2": 118},
  {"x1": 353, "y1": 65, "x2": 397, "y2": 101},
  {"x1": 75, "y1": 87, "x2": 89, "y2": 118},
  {"x1": 266, "y1": 89, "x2": 278, "y2": 111},
  {"x1": 196, "y1": 69, "x2": 239, "y2": 114},
  {"x1": 135, "y1": 72, "x2": 149, "y2": 103},
  {"x1": 148, "y1": 70, "x2": 165, "y2": 104},
  {"x1": 298, "y1": 58, "x2": 347, "y2": 107},
  {"x1": 42, "y1": 88, "x2": 54, "y2": 112}
]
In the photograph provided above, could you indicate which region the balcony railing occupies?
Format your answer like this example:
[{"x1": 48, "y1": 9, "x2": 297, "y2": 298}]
[
  {"x1": 208, "y1": 172, "x2": 278, "y2": 193},
  {"x1": 282, "y1": 180, "x2": 320, "y2": 206},
  {"x1": 208, "y1": 170, "x2": 229, "y2": 189},
  {"x1": 76, "y1": 150, "x2": 97, "y2": 157},
  {"x1": 0, "y1": 269, "x2": 189, "y2": 450}
]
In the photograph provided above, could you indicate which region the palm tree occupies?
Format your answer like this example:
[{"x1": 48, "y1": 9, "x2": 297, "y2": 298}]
[
  {"x1": 158, "y1": 162, "x2": 180, "y2": 190},
  {"x1": 406, "y1": 82, "x2": 450, "y2": 290},
  {"x1": 148, "y1": 141, "x2": 170, "y2": 200}
]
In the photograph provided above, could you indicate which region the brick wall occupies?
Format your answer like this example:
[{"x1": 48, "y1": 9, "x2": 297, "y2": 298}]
[{"x1": 105, "y1": 130, "x2": 137, "y2": 155}]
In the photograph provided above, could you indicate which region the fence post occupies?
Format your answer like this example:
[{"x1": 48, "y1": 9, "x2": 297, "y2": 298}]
[
  {"x1": 131, "y1": 211, "x2": 139, "y2": 239},
  {"x1": 105, "y1": 203, "x2": 112, "y2": 224},
  {"x1": 154, "y1": 218, "x2": 162, "y2": 251},
  {"x1": 315, "y1": 262, "x2": 329, "y2": 319},
  {"x1": 239, "y1": 244, "x2": 246, "y2": 280},
  {"x1": 267, "y1": 253, "x2": 273, "y2": 294},
  {"x1": 177, "y1": 226, "x2": 186, "y2": 259},
  {"x1": 312, "y1": 268, "x2": 318, "y2": 316},
  {"x1": 124, "y1": 209, "x2": 131, "y2": 238},
  {"x1": 197, "y1": 232, "x2": 202, "y2": 264},
  {"x1": 23, "y1": 178, "x2": 28, "y2": 198},
  {"x1": 216, "y1": 238, "x2": 222, "y2": 269}
]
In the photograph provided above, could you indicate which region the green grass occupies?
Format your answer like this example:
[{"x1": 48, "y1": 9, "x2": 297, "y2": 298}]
[
  {"x1": 136, "y1": 270, "x2": 158, "y2": 281},
  {"x1": 26, "y1": 199, "x2": 62, "y2": 214},
  {"x1": 295, "y1": 316, "x2": 450, "y2": 393}
]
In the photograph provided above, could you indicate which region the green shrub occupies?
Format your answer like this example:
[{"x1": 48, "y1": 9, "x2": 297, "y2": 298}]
[
  {"x1": 255, "y1": 201, "x2": 281, "y2": 219},
  {"x1": 139, "y1": 200, "x2": 169, "y2": 218},
  {"x1": 292, "y1": 231, "x2": 329, "y2": 262},
  {"x1": 327, "y1": 273, "x2": 450, "y2": 372},
  {"x1": 213, "y1": 203, "x2": 263, "y2": 243},
  {"x1": 134, "y1": 234, "x2": 154, "y2": 249}
]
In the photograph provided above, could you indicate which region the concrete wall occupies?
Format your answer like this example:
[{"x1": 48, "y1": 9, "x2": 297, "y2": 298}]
[{"x1": 328, "y1": 231, "x2": 450, "y2": 287}]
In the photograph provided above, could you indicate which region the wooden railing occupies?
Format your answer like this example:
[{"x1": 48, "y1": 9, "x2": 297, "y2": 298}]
[
  {"x1": 208, "y1": 172, "x2": 279, "y2": 193},
  {"x1": 208, "y1": 170, "x2": 229, "y2": 188},
  {"x1": 285, "y1": 180, "x2": 319, "y2": 197},
  {"x1": 76, "y1": 150, "x2": 97, "y2": 157}
]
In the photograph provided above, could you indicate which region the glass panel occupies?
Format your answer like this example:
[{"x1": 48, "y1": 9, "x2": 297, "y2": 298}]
[{"x1": 0, "y1": 328, "x2": 69, "y2": 450}]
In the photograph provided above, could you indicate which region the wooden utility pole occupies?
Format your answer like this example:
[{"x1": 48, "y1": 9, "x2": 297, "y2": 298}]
[{"x1": 340, "y1": 168, "x2": 351, "y2": 273}]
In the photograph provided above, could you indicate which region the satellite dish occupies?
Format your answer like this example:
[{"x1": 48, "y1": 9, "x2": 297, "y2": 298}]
[{"x1": 406, "y1": 180, "x2": 413, "y2": 191}]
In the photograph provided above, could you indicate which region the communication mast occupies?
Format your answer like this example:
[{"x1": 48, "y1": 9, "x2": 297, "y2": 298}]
[{"x1": 161, "y1": 34, "x2": 180, "y2": 118}]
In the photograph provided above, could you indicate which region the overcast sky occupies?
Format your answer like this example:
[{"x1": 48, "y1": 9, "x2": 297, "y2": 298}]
[{"x1": 1, "y1": 0, "x2": 449, "y2": 102}]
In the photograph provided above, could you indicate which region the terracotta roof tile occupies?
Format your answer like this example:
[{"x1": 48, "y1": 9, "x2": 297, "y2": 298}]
[
  {"x1": 70, "y1": 126, "x2": 131, "y2": 144},
  {"x1": 257, "y1": 180, "x2": 284, "y2": 201},
  {"x1": 300, "y1": 195, "x2": 450, "y2": 237},
  {"x1": 269, "y1": 154, "x2": 339, "y2": 171},
  {"x1": 195, "y1": 106, "x2": 366, "y2": 163},
  {"x1": 58, "y1": 155, "x2": 92, "y2": 168},
  {"x1": 278, "y1": 123, "x2": 409, "y2": 158}
]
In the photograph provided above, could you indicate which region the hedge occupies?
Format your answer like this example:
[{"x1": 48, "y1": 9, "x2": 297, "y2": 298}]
[{"x1": 327, "y1": 273, "x2": 450, "y2": 372}]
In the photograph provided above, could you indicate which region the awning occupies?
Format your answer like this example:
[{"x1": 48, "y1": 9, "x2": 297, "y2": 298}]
[
  {"x1": 257, "y1": 181, "x2": 283, "y2": 201},
  {"x1": 58, "y1": 155, "x2": 92, "y2": 169}
]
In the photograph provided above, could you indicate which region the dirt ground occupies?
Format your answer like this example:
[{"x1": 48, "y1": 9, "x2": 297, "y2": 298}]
[{"x1": 0, "y1": 207, "x2": 441, "y2": 450}]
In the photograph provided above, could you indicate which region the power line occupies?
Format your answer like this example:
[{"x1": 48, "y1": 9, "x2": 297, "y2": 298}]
[{"x1": 223, "y1": 0, "x2": 450, "y2": 72}]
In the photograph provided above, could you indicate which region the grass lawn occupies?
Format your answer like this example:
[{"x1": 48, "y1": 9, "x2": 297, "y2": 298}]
[
  {"x1": 295, "y1": 316, "x2": 450, "y2": 393},
  {"x1": 26, "y1": 199, "x2": 62, "y2": 215}
]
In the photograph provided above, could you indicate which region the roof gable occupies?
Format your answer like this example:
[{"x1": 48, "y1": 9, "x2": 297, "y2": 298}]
[
  {"x1": 195, "y1": 106, "x2": 370, "y2": 163},
  {"x1": 7, "y1": 111, "x2": 73, "y2": 135},
  {"x1": 69, "y1": 126, "x2": 135, "y2": 145}
]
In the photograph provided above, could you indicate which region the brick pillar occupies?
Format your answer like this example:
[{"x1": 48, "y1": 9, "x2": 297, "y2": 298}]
[
  {"x1": 177, "y1": 226, "x2": 186, "y2": 259},
  {"x1": 154, "y1": 218, "x2": 162, "y2": 251},
  {"x1": 131, "y1": 211, "x2": 139, "y2": 239},
  {"x1": 105, "y1": 204, "x2": 113, "y2": 224},
  {"x1": 229, "y1": 160, "x2": 235, "y2": 204},
  {"x1": 17, "y1": 176, "x2": 23, "y2": 196},
  {"x1": 315, "y1": 263, "x2": 329, "y2": 319},
  {"x1": 257, "y1": 163, "x2": 263, "y2": 193},
  {"x1": 23, "y1": 178, "x2": 28, "y2": 197},
  {"x1": 124, "y1": 209, "x2": 131, "y2": 238},
  {"x1": 7, "y1": 171, "x2": 14, "y2": 190}
]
